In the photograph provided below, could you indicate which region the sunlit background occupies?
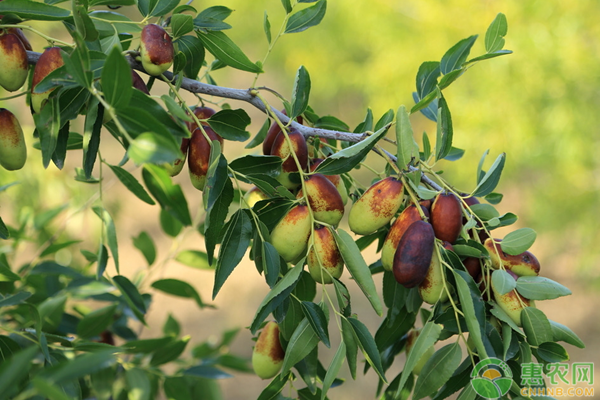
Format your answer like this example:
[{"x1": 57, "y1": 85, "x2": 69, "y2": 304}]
[{"x1": 1, "y1": 0, "x2": 599, "y2": 398}]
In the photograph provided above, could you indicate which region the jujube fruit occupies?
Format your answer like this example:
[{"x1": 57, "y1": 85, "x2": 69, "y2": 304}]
[
  {"x1": 163, "y1": 137, "x2": 189, "y2": 177},
  {"x1": 263, "y1": 110, "x2": 303, "y2": 156},
  {"x1": 270, "y1": 205, "x2": 311, "y2": 263},
  {"x1": 430, "y1": 192, "x2": 462, "y2": 243},
  {"x1": 418, "y1": 241, "x2": 453, "y2": 304},
  {"x1": 187, "y1": 126, "x2": 223, "y2": 190},
  {"x1": 381, "y1": 204, "x2": 429, "y2": 271},
  {"x1": 0, "y1": 108, "x2": 27, "y2": 171},
  {"x1": 307, "y1": 226, "x2": 344, "y2": 284},
  {"x1": 31, "y1": 47, "x2": 64, "y2": 113},
  {"x1": 140, "y1": 24, "x2": 174, "y2": 76},
  {"x1": 491, "y1": 269, "x2": 535, "y2": 327},
  {"x1": 348, "y1": 177, "x2": 404, "y2": 235},
  {"x1": 131, "y1": 70, "x2": 150, "y2": 95},
  {"x1": 393, "y1": 220, "x2": 435, "y2": 288},
  {"x1": 186, "y1": 106, "x2": 216, "y2": 133},
  {"x1": 484, "y1": 238, "x2": 540, "y2": 276},
  {"x1": 252, "y1": 321, "x2": 285, "y2": 379},
  {"x1": 270, "y1": 128, "x2": 308, "y2": 189},
  {"x1": 7, "y1": 28, "x2": 32, "y2": 51},
  {"x1": 243, "y1": 187, "x2": 269, "y2": 209},
  {"x1": 309, "y1": 158, "x2": 348, "y2": 205},
  {"x1": 297, "y1": 173, "x2": 344, "y2": 226},
  {"x1": 0, "y1": 32, "x2": 28, "y2": 92}
]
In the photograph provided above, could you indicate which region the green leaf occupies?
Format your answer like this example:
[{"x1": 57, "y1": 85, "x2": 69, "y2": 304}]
[
  {"x1": 83, "y1": 100, "x2": 102, "y2": 179},
  {"x1": 133, "y1": 231, "x2": 156, "y2": 265},
  {"x1": 184, "y1": 365, "x2": 232, "y2": 379},
  {"x1": 332, "y1": 229, "x2": 383, "y2": 316},
  {"x1": 77, "y1": 304, "x2": 118, "y2": 339},
  {"x1": 126, "y1": 368, "x2": 151, "y2": 400},
  {"x1": 102, "y1": 47, "x2": 132, "y2": 110},
  {"x1": 469, "y1": 203, "x2": 499, "y2": 221},
  {"x1": 516, "y1": 276, "x2": 571, "y2": 300},
  {"x1": 197, "y1": 31, "x2": 262, "y2": 73},
  {"x1": 34, "y1": 96, "x2": 60, "y2": 169},
  {"x1": 472, "y1": 152, "x2": 506, "y2": 197},
  {"x1": 315, "y1": 124, "x2": 390, "y2": 176},
  {"x1": 138, "y1": 0, "x2": 179, "y2": 17},
  {"x1": 0, "y1": 291, "x2": 32, "y2": 307},
  {"x1": 396, "y1": 105, "x2": 419, "y2": 169},
  {"x1": 124, "y1": 337, "x2": 173, "y2": 353},
  {"x1": 280, "y1": 318, "x2": 319, "y2": 376},
  {"x1": 0, "y1": 217, "x2": 7, "y2": 240},
  {"x1": 128, "y1": 132, "x2": 181, "y2": 166},
  {"x1": 160, "y1": 209, "x2": 183, "y2": 237},
  {"x1": 321, "y1": 341, "x2": 345, "y2": 400},
  {"x1": 113, "y1": 275, "x2": 146, "y2": 324},
  {"x1": 521, "y1": 307, "x2": 553, "y2": 346},
  {"x1": 485, "y1": 13, "x2": 508, "y2": 53},
  {"x1": 341, "y1": 317, "x2": 358, "y2": 379},
  {"x1": 229, "y1": 155, "x2": 282, "y2": 176},
  {"x1": 32, "y1": 378, "x2": 72, "y2": 400},
  {"x1": 395, "y1": 321, "x2": 442, "y2": 396},
  {"x1": 347, "y1": 317, "x2": 386, "y2": 382},
  {"x1": 204, "y1": 178, "x2": 233, "y2": 265},
  {"x1": 171, "y1": 14, "x2": 194, "y2": 38},
  {"x1": 452, "y1": 270, "x2": 487, "y2": 359},
  {"x1": 246, "y1": 118, "x2": 270, "y2": 149},
  {"x1": 435, "y1": 96, "x2": 453, "y2": 161},
  {"x1": 207, "y1": 109, "x2": 251, "y2": 141},
  {"x1": 46, "y1": 351, "x2": 116, "y2": 383},
  {"x1": 175, "y1": 250, "x2": 211, "y2": 270},
  {"x1": 150, "y1": 337, "x2": 189, "y2": 366},
  {"x1": 284, "y1": 0, "x2": 327, "y2": 34},
  {"x1": 212, "y1": 210, "x2": 253, "y2": 298},
  {"x1": 142, "y1": 165, "x2": 191, "y2": 226},
  {"x1": 301, "y1": 301, "x2": 330, "y2": 347},
  {"x1": 281, "y1": 0, "x2": 292, "y2": 13},
  {"x1": 416, "y1": 61, "x2": 441, "y2": 99},
  {"x1": 537, "y1": 342, "x2": 569, "y2": 363},
  {"x1": 175, "y1": 35, "x2": 205, "y2": 79},
  {"x1": 0, "y1": 0, "x2": 70, "y2": 20},
  {"x1": 107, "y1": 164, "x2": 155, "y2": 205},
  {"x1": 290, "y1": 66, "x2": 311, "y2": 119},
  {"x1": 263, "y1": 11, "x2": 272, "y2": 44},
  {"x1": 467, "y1": 50, "x2": 513, "y2": 63},
  {"x1": 163, "y1": 314, "x2": 181, "y2": 337},
  {"x1": 500, "y1": 228, "x2": 537, "y2": 255},
  {"x1": 491, "y1": 270, "x2": 516, "y2": 295},
  {"x1": 152, "y1": 279, "x2": 204, "y2": 309},
  {"x1": 251, "y1": 263, "x2": 304, "y2": 334},
  {"x1": 93, "y1": 207, "x2": 119, "y2": 273},
  {"x1": 549, "y1": 320, "x2": 585, "y2": 349},
  {"x1": 413, "y1": 343, "x2": 462, "y2": 400},
  {"x1": 0, "y1": 346, "x2": 38, "y2": 398},
  {"x1": 440, "y1": 35, "x2": 478, "y2": 74}
]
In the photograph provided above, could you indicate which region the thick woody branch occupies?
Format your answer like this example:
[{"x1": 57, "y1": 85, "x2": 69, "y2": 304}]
[{"x1": 25, "y1": 50, "x2": 442, "y2": 191}]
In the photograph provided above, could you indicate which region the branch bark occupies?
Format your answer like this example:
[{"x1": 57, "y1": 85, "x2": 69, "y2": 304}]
[{"x1": 25, "y1": 50, "x2": 442, "y2": 191}]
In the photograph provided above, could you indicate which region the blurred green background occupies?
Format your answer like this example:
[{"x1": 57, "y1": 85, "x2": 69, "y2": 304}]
[{"x1": 1, "y1": 0, "x2": 599, "y2": 398}]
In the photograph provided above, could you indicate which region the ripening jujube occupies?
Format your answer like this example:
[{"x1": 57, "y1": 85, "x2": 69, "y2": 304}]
[
  {"x1": 348, "y1": 177, "x2": 404, "y2": 235},
  {"x1": 140, "y1": 24, "x2": 174, "y2": 76},
  {"x1": 0, "y1": 108, "x2": 27, "y2": 171},
  {"x1": 31, "y1": 47, "x2": 64, "y2": 114},
  {"x1": 0, "y1": 32, "x2": 28, "y2": 92}
]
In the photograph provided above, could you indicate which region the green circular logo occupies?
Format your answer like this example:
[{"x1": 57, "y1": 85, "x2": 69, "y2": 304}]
[{"x1": 470, "y1": 358, "x2": 513, "y2": 399}]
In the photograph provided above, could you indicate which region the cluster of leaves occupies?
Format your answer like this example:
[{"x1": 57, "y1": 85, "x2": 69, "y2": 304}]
[{"x1": 0, "y1": 1, "x2": 585, "y2": 400}]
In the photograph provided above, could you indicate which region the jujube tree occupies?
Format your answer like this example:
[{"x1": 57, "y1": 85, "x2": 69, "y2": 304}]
[{"x1": 0, "y1": 1, "x2": 584, "y2": 399}]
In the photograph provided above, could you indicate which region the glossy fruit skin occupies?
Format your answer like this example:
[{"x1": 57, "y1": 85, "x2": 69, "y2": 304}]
[
  {"x1": 393, "y1": 221, "x2": 435, "y2": 288},
  {"x1": 252, "y1": 322, "x2": 285, "y2": 379},
  {"x1": 431, "y1": 193, "x2": 463, "y2": 243},
  {"x1": 31, "y1": 47, "x2": 64, "y2": 113},
  {"x1": 186, "y1": 106, "x2": 216, "y2": 133},
  {"x1": 163, "y1": 137, "x2": 189, "y2": 177},
  {"x1": 309, "y1": 158, "x2": 348, "y2": 205},
  {"x1": 0, "y1": 109, "x2": 27, "y2": 170},
  {"x1": 491, "y1": 270, "x2": 535, "y2": 327},
  {"x1": 381, "y1": 205, "x2": 429, "y2": 271},
  {"x1": 243, "y1": 187, "x2": 268, "y2": 209},
  {"x1": 271, "y1": 128, "x2": 308, "y2": 189},
  {"x1": 131, "y1": 70, "x2": 150, "y2": 94},
  {"x1": 140, "y1": 24, "x2": 174, "y2": 76},
  {"x1": 484, "y1": 238, "x2": 541, "y2": 276},
  {"x1": 298, "y1": 173, "x2": 344, "y2": 226},
  {"x1": 307, "y1": 226, "x2": 344, "y2": 284},
  {"x1": 187, "y1": 126, "x2": 223, "y2": 190},
  {"x1": 419, "y1": 242, "x2": 452, "y2": 304},
  {"x1": 263, "y1": 110, "x2": 303, "y2": 155},
  {"x1": 0, "y1": 33, "x2": 28, "y2": 92},
  {"x1": 406, "y1": 329, "x2": 435, "y2": 376},
  {"x1": 348, "y1": 177, "x2": 404, "y2": 235},
  {"x1": 271, "y1": 205, "x2": 311, "y2": 263},
  {"x1": 7, "y1": 28, "x2": 32, "y2": 51},
  {"x1": 463, "y1": 257, "x2": 481, "y2": 279}
]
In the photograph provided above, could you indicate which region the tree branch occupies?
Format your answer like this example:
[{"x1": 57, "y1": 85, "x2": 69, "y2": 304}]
[{"x1": 25, "y1": 50, "x2": 442, "y2": 191}]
